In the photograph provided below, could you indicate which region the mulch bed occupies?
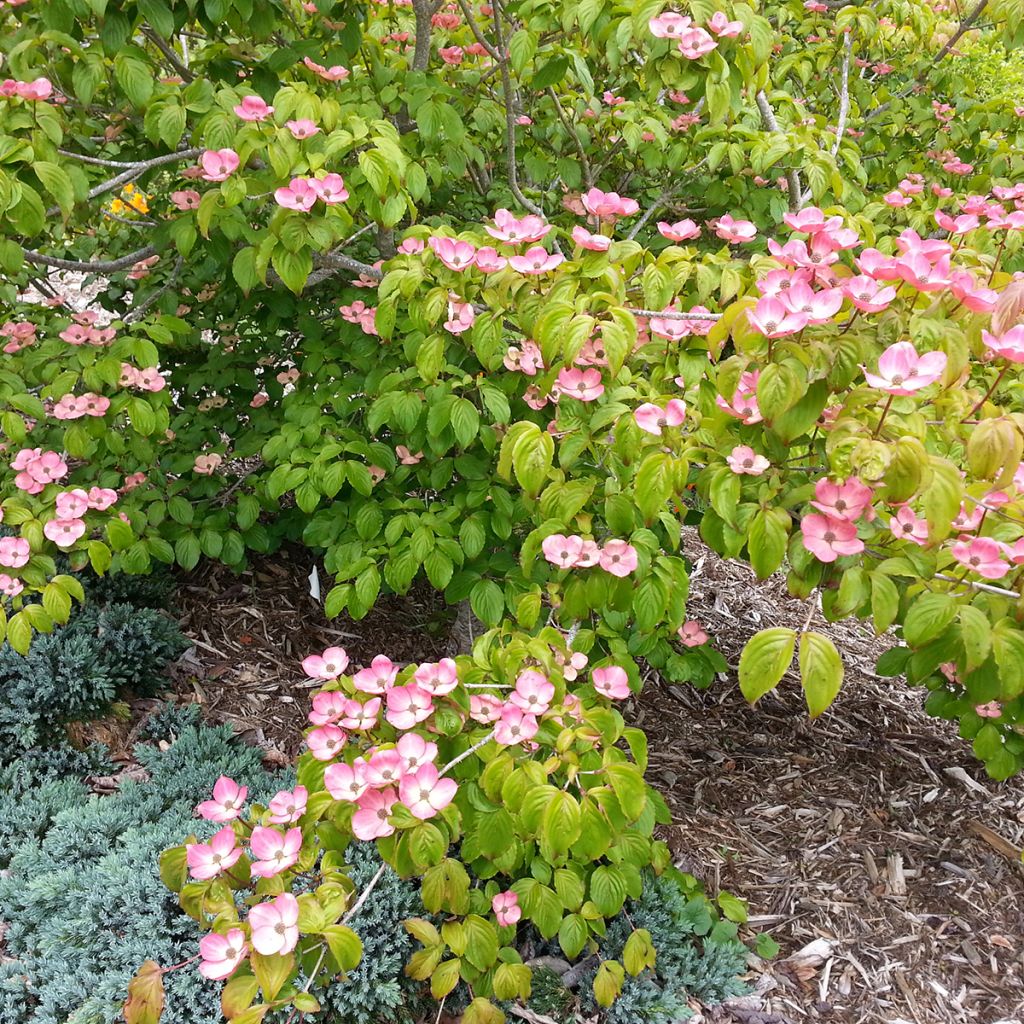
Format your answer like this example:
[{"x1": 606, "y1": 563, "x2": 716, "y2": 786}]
[{"x1": 153, "y1": 536, "x2": 1024, "y2": 1024}]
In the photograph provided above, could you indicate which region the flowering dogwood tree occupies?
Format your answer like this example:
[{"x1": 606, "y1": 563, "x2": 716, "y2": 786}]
[{"x1": 4, "y1": 0, "x2": 1024, "y2": 1017}]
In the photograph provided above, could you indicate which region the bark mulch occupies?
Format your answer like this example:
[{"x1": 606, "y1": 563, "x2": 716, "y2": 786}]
[{"x1": 156, "y1": 537, "x2": 1024, "y2": 1024}]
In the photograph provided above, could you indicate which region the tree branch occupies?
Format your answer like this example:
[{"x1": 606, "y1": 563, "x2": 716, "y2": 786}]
[
  {"x1": 546, "y1": 86, "x2": 594, "y2": 191},
  {"x1": 21, "y1": 245, "x2": 159, "y2": 273},
  {"x1": 625, "y1": 307, "x2": 722, "y2": 321},
  {"x1": 453, "y1": 0, "x2": 502, "y2": 60},
  {"x1": 865, "y1": 0, "x2": 986, "y2": 120},
  {"x1": 493, "y1": 0, "x2": 545, "y2": 217},
  {"x1": 411, "y1": 0, "x2": 434, "y2": 71},
  {"x1": 830, "y1": 32, "x2": 852, "y2": 158},
  {"x1": 44, "y1": 148, "x2": 203, "y2": 217},
  {"x1": 755, "y1": 90, "x2": 803, "y2": 213},
  {"x1": 140, "y1": 26, "x2": 196, "y2": 83},
  {"x1": 126, "y1": 255, "x2": 183, "y2": 323}
]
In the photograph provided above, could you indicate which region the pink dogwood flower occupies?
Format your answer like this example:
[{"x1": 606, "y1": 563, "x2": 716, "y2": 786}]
[
  {"x1": 325, "y1": 760, "x2": 369, "y2": 802},
  {"x1": 950, "y1": 536, "x2": 1009, "y2": 579},
  {"x1": 444, "y1": 298, "x2": 476, "y2": 334},
  {"x1": 678, "y1": 620, "x2": 708, "y2": 647},
  {"x1": 556, "y1": 367, "x2": 604, "y2": 401},
  {"x1": 275, "y1": 177, "x2": 318, "y2": 211},
  {"x1": 307, "y1": 724, "x2": 346, "y2": 760},
  {"x1": 810, "y1": 477, "x2": 874, "y2": 521},
  {"x1": 492, "y1": 890, "x2": 522, "y2": 926},
  {"x1": 572, "y1": 225, "x2": 612, "y2": 251},
  {"x1": 599, "y1": 539, "x2": 638, "y2": 577},
  {"x1": 863, "y1": 342, "x2": 947, "y2": 395},
  {"x1": 889, "y1": 506, "x2": 929, "y2": 546},
  {"x1": 975, "y1": 701, "x2": 1002, "y2": 718},
  {"x1": 716, "y1": 371, "x2": 762, "y2": 424},
  {"x1": 707, "y1": 11, "x2": 743, "y2": 35},
  {"x1": 267, "y1": 785, "x2": 308, "y2": 824},
  {"x1": 486, "y1": 209, "x2": 551, "y2": 243},
  {"x1": 309, "y1": 691, "x2": 346, "y2": 726},
  {"x1": 303, "y1": 57, "x2": 349, "y2": 81},
  {"x1": 399, "y1": 763, "x2": 457, "y2": 820},
  {"x1": 634, "y1": 399, "x2": 686, "y2": 435},
  {"x1": 509, "y1": 246, "x2": 564, "y2": 273},
  {"x1": 748, "y1": 295, "x2": 808, "y2": 337},
  {"x1": 581, "y1": 188, "x2": 639, "y2": 218},
  {"x1": 657, "y1": 218, "x2": 701, "y2": 241},
  {"x1": 474, "y1": 246, "x2": 508, "y2": 272},
  {"x1": 199, "y1": 930, "x2": 248, "y2": 981},
  {"x1": 249, "y1": 826, "x2": 302, "y2": 878},
  {"x1": 649, "y1": 12, "x2": 691, "y2": 37},
  {"x1": 302, "y1": 646, "x2": 350, "y2": 680},
  {"x1": 429, "y1": 236, "x2": 477, "y2": 271},
  {"x1": 385, "y1": 683, "x2": 434, "y2": 729},
  {"x1": 43, "y1": 518, "x2": 86, "y2": 548},
  {"x1": 678, "y1": 26, "x2": 717, "y2": 58},
  {"x1": 412, "y1": 659, "x2": 459, "y2": 696},
  {"x1": 842, "y1": 275, "x2": 897, "y2": 313},
  {"x1": 352, "y1": 787, "x2": 399, "y2": 840},
  {"x1": 199, "y1": 149, "x2": 239, "y2": 181},
  {"x1": 248, "y1": 894, "x2": 300, "y2": 955},
  {"x1": 312, "y1": 173, "x2": 349, "y2": 204},
  {"x1": 0, "y1": 538, "x2": 29, "y2": 569},
  {"x1": 340, "y1": 697, "x2": 380, "y2": 731},
  {"x1": 397, "y1": 732, "x2": 438, "y2": 773},
  {"x1": 494, "y1": 706, "x2": 539, "y2": 745},
  {"x1": 713, "y1": 214, "x2": 756, "y2": 243},
  {"x1": 286, "y1": 118, "x2": 319, "y2": 139},
  {"x1": 353, "y1": 655, "x2": 399, "y2": 693},
  {"x1": 982, "y1": 325, "x2": 1024, "y2": 363},
  {"x1": 470, "y1": 693, "x2": 503, "y2": 724},
  {"x1": 233, "y1": 95, "x2": 274, "y2": 121},
  {"x1": 510, "y1": 669, "x2": 555, "y2": 714},
  {"x1": 800, "y1": 514, "x2": 864, "y2": 562},
  {"x1": 542, "y1": 534, "x2": 583, "y2": 569},
  {"x1": 187, "y1": 826, "x2": 242, "y2": 880},
  {"x1": 197, "y1": 776, "x2": 247, "y2": 822},
  {"x1": 592, "y1": 665, "x2": 630, "y2": 699},
  {"x1": 727, "y1": 446, "x2": 769, "y2": 475}
]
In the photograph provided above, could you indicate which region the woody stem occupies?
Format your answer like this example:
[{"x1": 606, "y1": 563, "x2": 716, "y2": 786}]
[
  {"x1": 965, "y1": 364, "x2": 1007, "y2": 421},
  {"x1": 872, "y1": 394, "x2": 894, "y2": 438}
]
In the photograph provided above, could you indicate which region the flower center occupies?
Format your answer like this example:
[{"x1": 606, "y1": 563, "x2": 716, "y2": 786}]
[{"x1": 824, "y1": 531, "x2": 836, "y2": 543}]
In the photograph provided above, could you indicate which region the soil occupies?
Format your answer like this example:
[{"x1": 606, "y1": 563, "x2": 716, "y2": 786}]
[{"x1": 150, "y1": 534, "x2": 1024, "y2": 1024}]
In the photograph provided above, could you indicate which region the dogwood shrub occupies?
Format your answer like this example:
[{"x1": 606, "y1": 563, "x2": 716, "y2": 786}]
[{"x1": 2, "y1": 0, "x2": 1024, "y2": 1016}]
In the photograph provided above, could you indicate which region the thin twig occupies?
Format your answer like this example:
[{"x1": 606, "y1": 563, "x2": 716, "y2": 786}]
[
  {"x1": 341, "y1": 862, "x2": 388, "y2": 923},
  {"x1": 439, "y1": 730, "x2": 496, "y2": 776},
  {"x1": 126, "y1": 255, "x2": 183, "y2": 323},
  {"x1": 141, "y1": 26, "x2": 196, "y2": 82},
  {"x1": 546, "y1": 87, "x2": 593, "y2": 191},
  {"x1": 454, "y1": 0, "x2": 502, "y2": 60},
  {"x1": 625, "y1": 307, "x2": 722, "y2": 321},
  {"x1": 755, "y1": 90, "x2": 803, "y2": 213},
  {"x1": 45, "y1": 148, "x2": 203, "y2": 217}
]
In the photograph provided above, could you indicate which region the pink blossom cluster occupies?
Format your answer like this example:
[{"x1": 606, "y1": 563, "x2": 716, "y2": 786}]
[
  {"x1": 1, "y1": 321, "x2": 36, "y2": 354},
  {"x1": 274, "y1": 173, "x2": 348, "y2": 210},
  {"x1": 51, "y1": 393, "x2": 110, "y2": 420},
  {"x1": 11, "y1": 448, "x2": 67, "y2": 495},
  {"x1": 120, "y1": 363, "x2": 167, "y2": 392},
  {"x1": 0, "y1": 77, "x2": 52, "y2": 100},
  {"x1": 339, "y1": 299, "x2": 378, "y2": 336},
  {"x1": 541, "y1": 534, "x2": 638, "y2": 576},
  {"x1": 716, "y1": 369, "x2": 762, "y2": 424},
  {"x1": 800, "y1": 478, "x2": 873, "y2": 563}
]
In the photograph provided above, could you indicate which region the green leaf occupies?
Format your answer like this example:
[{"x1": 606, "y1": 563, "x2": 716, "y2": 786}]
[
  {"x1": 589, "y1": 865, "x2": 628, "y2": 916},
  {"x1": 603, "y1": 763, "x2": 646, "y2": 821},
  {"x1": 959, "y1": 605, "x2": 992, "y2": 674},
  {"x1": 34, "y1": 162, "x2": 75, "y2": 218},
  {"x1": 903, "y1": 592, "x2": 957, "y2": 647},
  {"x1": 251, "y1": 952, "x2": 293, "y2": 1001},
  {"x1": 558, "y1": 913, "x2": 589, "y2": 959},
  {"x1": 462, "y1": 914, "x2": 499, "y2": 971},
  {"x1": 322, "y1": 924, "x2": 363, "y2": 972},
  {"x1": 114, "y1": 53, "x2": 154, "y2": 105},
  {"x1": 738, "y1": 627, "x2": 796, "y2": 703},
  {"x1": 511, "y1": 424, "x2": 554, "y2": 498},
  {"x1": 539, "y1": 791, "x2": 582, "y2": 863},
  {"x1": 747, "y1": 507, "x2": 788, "y2": 579},
  {"x1": 470, "y1": 578, "x2": 504, "y2": 627},
  {"x1": 798, "y1": 631, "x2": 843, "y2": 718},
  {"x1": 593, "y1": 959, "x2": 625, "y2": 1007},
  {"x1": 271, "y1": 246, "x2": 312, "y2": 295}
]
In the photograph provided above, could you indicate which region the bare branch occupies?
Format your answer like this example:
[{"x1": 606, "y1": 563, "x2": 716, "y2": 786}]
[
  {"x1": 411, "y1": 0, "x2": 433, "y2": 71},
  {"x1": 830, "y1": 31, "x2": 852, "y2": 158},
  {"x1": 44, "y1": 148, "x2": 203, "y2": 218},
  {"x1": 126, "y1": 255, "x2": 183, "y2": 323},
  {"x1": 22, "y1": 245, "x2": 159, "y2": 273},
  {"x1": 140, "y1": 26, "x2": 196, "y2": 82},
  {"x1": 546, "y1": 86, "x2": 593, "y2": 191},
  {"x1": 865, "y1": 0, "x2": 986, "y2": 120},
  {"x1": 625, "y1": 307, "x2": 722, "y2": 321},
  {"x1": 57, "y1": 150, "x2": 143, "y2": 168},
  {"x1": 755, "y1": 90, "x2": 803, "y2": 213}
]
